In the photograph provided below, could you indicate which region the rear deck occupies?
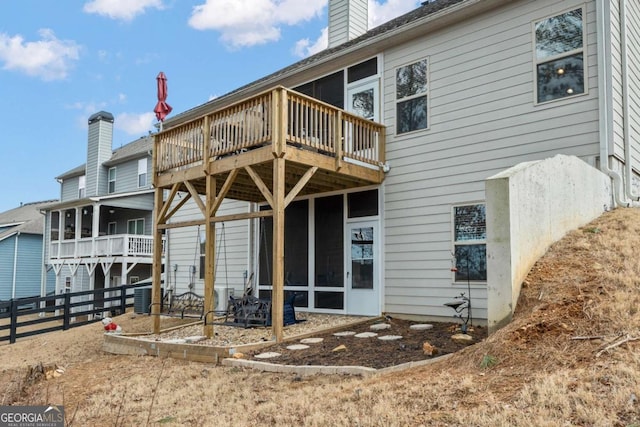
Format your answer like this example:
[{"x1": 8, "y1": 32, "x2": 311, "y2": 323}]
[{"x1": 151, "y1": 86, "x2": 387, "y2": 341}]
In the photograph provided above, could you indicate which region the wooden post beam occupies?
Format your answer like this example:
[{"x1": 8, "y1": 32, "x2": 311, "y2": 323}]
[
  {"x1": 284, "y1": 166, "x2": 318, "y2": 208},
  {"x1": 184, "y1": 181, "x2": 206, "y2": 217},
  {"x1": 209, "y1": 169, "x2": 239, "y2": 217},
  {"x1": 203, "y1": 175, "x2": 216, "y2": 338},
  {"x1": 152, "y1": 187, "x2": 164, "y2": 334},
  {"x1": 272, "y1": 157, "x2": 285, "y2": 342},
  {"x1": 244, "y1": 165, "x2": 274, "y2": 207}
]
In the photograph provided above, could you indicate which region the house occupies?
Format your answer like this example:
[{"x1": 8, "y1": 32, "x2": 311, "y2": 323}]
[
  {"x1": 151, "y1": 0, "x2": 640, "y2": 339},
  {"x1": 0, "y1": 200, "x2": 58, "y2": 301},
  {"x1": 41, "y1": 112, "x2": 159, "y2": 309}
]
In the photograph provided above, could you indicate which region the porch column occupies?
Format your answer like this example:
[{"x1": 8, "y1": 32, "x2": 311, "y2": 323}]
[
  {"x1": 272, "y1": 157, "x2": 285, "y2": 342},
  {"x1": 152, "y1": 187, "x2": 164, "y2": 334},
  {"x1": 204, "y1": 175, "x2": 216, "y2": 338}
]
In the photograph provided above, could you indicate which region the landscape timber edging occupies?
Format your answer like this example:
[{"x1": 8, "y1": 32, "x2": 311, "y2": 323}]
[{"x1": 101, "y1": 333, "x2": 274, "y2": 364}]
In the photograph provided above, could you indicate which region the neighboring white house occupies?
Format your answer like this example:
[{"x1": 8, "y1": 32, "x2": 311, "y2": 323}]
[
  {"x1": 155, "y1": 0, "x2": 640, "y2": 328},
  {"x1": 42, "y1": 112, "x2": 159, "y2": 307}
]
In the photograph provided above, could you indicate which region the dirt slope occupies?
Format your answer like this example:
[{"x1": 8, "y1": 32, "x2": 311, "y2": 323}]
[{"x1": 1, "y1": 208, "x2": 639, "y2": 426}]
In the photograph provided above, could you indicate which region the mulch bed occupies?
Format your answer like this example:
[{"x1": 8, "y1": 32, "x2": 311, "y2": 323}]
[{"x1": 246, "y1": 318, "x2": 487, "y2": 369}]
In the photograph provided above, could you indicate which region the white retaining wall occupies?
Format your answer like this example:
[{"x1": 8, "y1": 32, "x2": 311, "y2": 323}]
[{"x1": 485, "y1": 154, "x2": 612, "y2": 333}]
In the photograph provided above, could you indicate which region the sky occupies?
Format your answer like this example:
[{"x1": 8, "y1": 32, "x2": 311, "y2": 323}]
[{"x1": 0, "y1": 0, "x2": 423, "y2": 213}]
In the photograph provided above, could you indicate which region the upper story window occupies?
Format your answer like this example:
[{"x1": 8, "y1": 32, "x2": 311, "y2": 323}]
[
  {"x1": 453, "y1": 204, "x2": 486, "y2": 282},
  {"x1": 138, "y1": 158, "x2": 147, "y2": 187},
  {"x1": 396, "y1": 59, "x2": 428, "y2": 134},
  {"x1": 108, "y1": 167, "x2": 116, "y2": 194},
  {"x1": 534, "y1": 7, "x2": 585, "y2": 103},
  {"x1": 78, "y1": 175, "x2": 86, "y2": 198},
  {"x1": 127, "y1": 218, "x2": 144, "y2": 235}
]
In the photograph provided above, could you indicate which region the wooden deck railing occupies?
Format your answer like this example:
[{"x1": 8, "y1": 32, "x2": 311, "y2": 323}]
[{"x1": 155, "y1": 87, "x2": 386, "y2": 174}]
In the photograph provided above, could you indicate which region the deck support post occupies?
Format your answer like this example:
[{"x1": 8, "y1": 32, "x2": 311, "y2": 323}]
[
  {"x1": 272, "y1": 157, "x2": 285, "y2": 342},
  {"x1": 152, "y1": 187, "x2": 164, "y2": 334},
  {"x1": 203, "y1": 175, "x2": 216, "y2": 338}
]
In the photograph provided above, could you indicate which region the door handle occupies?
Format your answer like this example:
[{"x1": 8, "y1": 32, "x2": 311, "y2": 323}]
[{"x1": 347, "y1": 272, "x2": 350, "y2": 278}]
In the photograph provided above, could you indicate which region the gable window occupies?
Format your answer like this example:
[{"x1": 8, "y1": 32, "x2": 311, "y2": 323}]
[
  {"x1": 127, "y1": 218, "x2": 144, "y2": 235},
  {"x1": 108, "y1": 167, "x2": 116, "y2": 194},
  {"x1": 534, "y1": 7, "x2": 585, "y2": 103},
  {"x1": 78, "y1": 175, "x2": 86, "y2": 198},
  {"x1": 138, "y1": 158, "x2": 147, "y2": 187},
  {"x1": 396, "y1": 59, "x2": 428, "y2": 134},
  {"x1": 453, "y1": 204, "x2": 486, "y2": 282}
]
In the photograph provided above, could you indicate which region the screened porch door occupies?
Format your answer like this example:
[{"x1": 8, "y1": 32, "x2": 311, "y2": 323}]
[{"x1": 346, "y1": 221, "x2": 380, "y2": 316}]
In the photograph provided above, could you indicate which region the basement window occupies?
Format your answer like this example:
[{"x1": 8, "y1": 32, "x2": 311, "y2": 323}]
[{"x1": 453, "y1": 204, "x2": 486, "y2": 282}]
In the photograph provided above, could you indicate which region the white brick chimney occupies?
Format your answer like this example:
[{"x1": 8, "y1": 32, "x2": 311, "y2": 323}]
[{"x1": 328, "y1": 0, "x2": 368, "y2": 48}]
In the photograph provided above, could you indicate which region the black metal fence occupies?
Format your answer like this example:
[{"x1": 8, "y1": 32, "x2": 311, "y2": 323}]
[{"x1": 0, "y1": 283, "x2": 151, "y2": 344}]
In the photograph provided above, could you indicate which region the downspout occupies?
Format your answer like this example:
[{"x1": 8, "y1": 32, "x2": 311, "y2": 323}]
[
  {"x1": 12, "y1": 232, "x2": 20, "y2": 299},
  {"x1": 39, "y1": 210, "x2": 48, "y2": 311},
  {"x1": 620, "y1": 0, "x2": 640, "y2": 201},
  {"x1": 596, "y1": 0, "x2": 629, "y2": 207}
]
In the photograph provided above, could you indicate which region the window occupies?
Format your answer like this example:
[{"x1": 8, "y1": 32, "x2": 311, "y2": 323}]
[
  {"x1": 534, "y1": 7, "x2": 585, "y2": 103},
  {"x1": 108, "y1": 167, "x2": 116, "y2": 194},
  {"x1": 107, "y1": 222, "x2": 117, "y2": 235},
  {"x1": 138, "y1": 158, "x2": 147, "y2": 187},
  {"x1": 396, "y1": 59, "x2": 428, "y2": 134},
  {"x1": 453, "y1": 204, "x2": 486, "y2": 282},
  {"x1": 78, "y1": 175, "x2": 86, "y2": 198},
  {"x1": 127, "y1": 218, "x2": 144, "y2": 235}
]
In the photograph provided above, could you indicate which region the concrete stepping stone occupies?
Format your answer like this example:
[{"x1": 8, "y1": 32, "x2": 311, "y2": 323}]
[
  {"x1": 410, "y1": 324, "x2": 434, "y2": 330},
  {"x1": 378, "y1": 335, "x2": 403, "y2": 341},
  {"x1": 354, "y1": 332, "x2": 378, "y2": 338},
  {"x1": 333, "y1": 331, "x2": 356, "y2": 337},
  {"x1": 370, "y1": 323, "x2": 391, "y2": 331},
  {"x1": 300, "y1": 337, "x2": 323, "y2": 344},
  {"x1": 184, "y1": 336, "x2": 207, "y2": 343},
  {"x1": 164, "y1": 338, "x2": 186, "y2": 344},
  {"x1": 286, "y1": 344, "x2": 310, "y2": 351},
  {"x1": 254, "y1": 352, "x2": 281, "y2": 359}
]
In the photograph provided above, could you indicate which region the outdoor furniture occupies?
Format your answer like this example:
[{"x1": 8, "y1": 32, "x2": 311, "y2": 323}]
[
  {"x1": 166, "y1": 291, "x2": 205, "y2": 319},
  {"x1": 224, "y1": 292, "x2": 300, "y2": 328}
]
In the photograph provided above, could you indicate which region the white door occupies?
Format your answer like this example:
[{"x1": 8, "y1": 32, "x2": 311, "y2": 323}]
[
  {"x1": 346, "y1": 80, "x2": 379, "y2": 122},
  {"x1": 346, "y1": 221, "x2": 380, "y2": 316}
]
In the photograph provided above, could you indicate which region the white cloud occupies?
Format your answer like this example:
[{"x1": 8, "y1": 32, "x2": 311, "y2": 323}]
[
  {"x1": 0, "y1": 29, "x2": 80, "y2": 80},
  {"x1": 368, "y1": 0, "x2": 421, "y2": 28},
  {"x1": 115, "y1": 112, "x2": 156, "y2": 135},
  {"x1": 83, "y1": 0, "x2": 165, "y2": 22},
  {"x1": 293, "y1": 27, "x2": 328, "y2": 58},
  {"x1": 189, "y1": 0, "x2": 327, "y2": 48}
]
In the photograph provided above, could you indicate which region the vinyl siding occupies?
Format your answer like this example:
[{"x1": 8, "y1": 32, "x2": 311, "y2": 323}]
[
  {"x1": 167, "y1": 197, "x2": 251, "y2": 296},
  {"x1": 110, "y1": 156, "x2": 153, "y2": 194},
  {"x1": 0, "y1": 234, "x2": 43, "y2": 299},
  {"x1": 381, "y1": 0, "x2": 601, "y2": 320},
  {"x1": 624, "y1": 0, "x2": 640, "y2": 172},
  {"x1": 60, "y1": 176, "x2": 81, "y2": 202},
  {"x1": 0, "y1": 236, "x2": 15, "y2": 300},
  {"x1": 86, "y1": 120, "x2": 113, "y2": 197}
]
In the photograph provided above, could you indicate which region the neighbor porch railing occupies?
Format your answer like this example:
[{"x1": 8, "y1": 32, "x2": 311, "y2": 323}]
[
  {"x1": 49, "y1": 234, "x2": 163, "y2": 259},
  {"x1": 155, "y1": 87, "x2": 386, "y2": 174}
]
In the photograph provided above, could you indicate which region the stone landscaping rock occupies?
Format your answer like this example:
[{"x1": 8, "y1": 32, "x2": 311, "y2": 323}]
[
  {"x1": 184, "y1": 336, "x2": 207, "y2": 344},
  {"x1": 332, "y1": 344, "x2": 347, "y2": 352},
  {"x1": 377, "y1": 335, "x2": 402, "y2": 341},
  {"x1": 410, "y1": 324, "x2": 434, "y2": 330},
  {"x1": 333, "y1": 331, "x2": 357, "y2": 337},
  {"x1": 232, "y1": 352, "x2": 245, "y2": 359},
  {"x1": 370, "y1": 323, "x2": 391, "y2": 331},
  {"x1": 422, "y1": 341, "x2": 438, "y2": 356},
  {"x1": 451, "y1": 334, "x2": 474, "y2": 345},
  {"x1": 254, "y1": 352, "x2": 281, "y2": 359},
  {"x1": 354, "y1": 332, "x2": 378, "y2": 338},
  {"x1": 286, "y1": 344, "x2": 310, "y2": 351}
]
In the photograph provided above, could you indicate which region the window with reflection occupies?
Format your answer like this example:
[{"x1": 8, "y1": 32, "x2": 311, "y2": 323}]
[
  {"x1": 453, "y1": 204, "x2": 486, "y2": 282},
  {"x1": 535, "y1": 7, "x2": 585, "y2": 103},
  {"x1": 396, "y1": 59, "x2": 428, "y2": 134}
]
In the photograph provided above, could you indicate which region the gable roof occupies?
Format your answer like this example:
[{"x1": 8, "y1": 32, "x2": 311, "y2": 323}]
[
  {"x1": 164, "y1": 0, "x2": 475, "y2": 127},
  {"x1": 0, "y1": 200, "x2": 59, "y2": 241},
  {"x1": 56, "y1": 136, "x2": 153, "y2": 180}
]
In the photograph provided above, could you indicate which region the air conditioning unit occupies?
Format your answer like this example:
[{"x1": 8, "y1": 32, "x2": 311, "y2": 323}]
[{"x1": 214, "y1": 286, "x2": 234, "y2": 313}]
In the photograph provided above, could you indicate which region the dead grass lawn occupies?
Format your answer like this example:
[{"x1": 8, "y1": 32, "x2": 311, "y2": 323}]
[{"x1": 1, "y1": 208, "x2": 640, "y2": 426}]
